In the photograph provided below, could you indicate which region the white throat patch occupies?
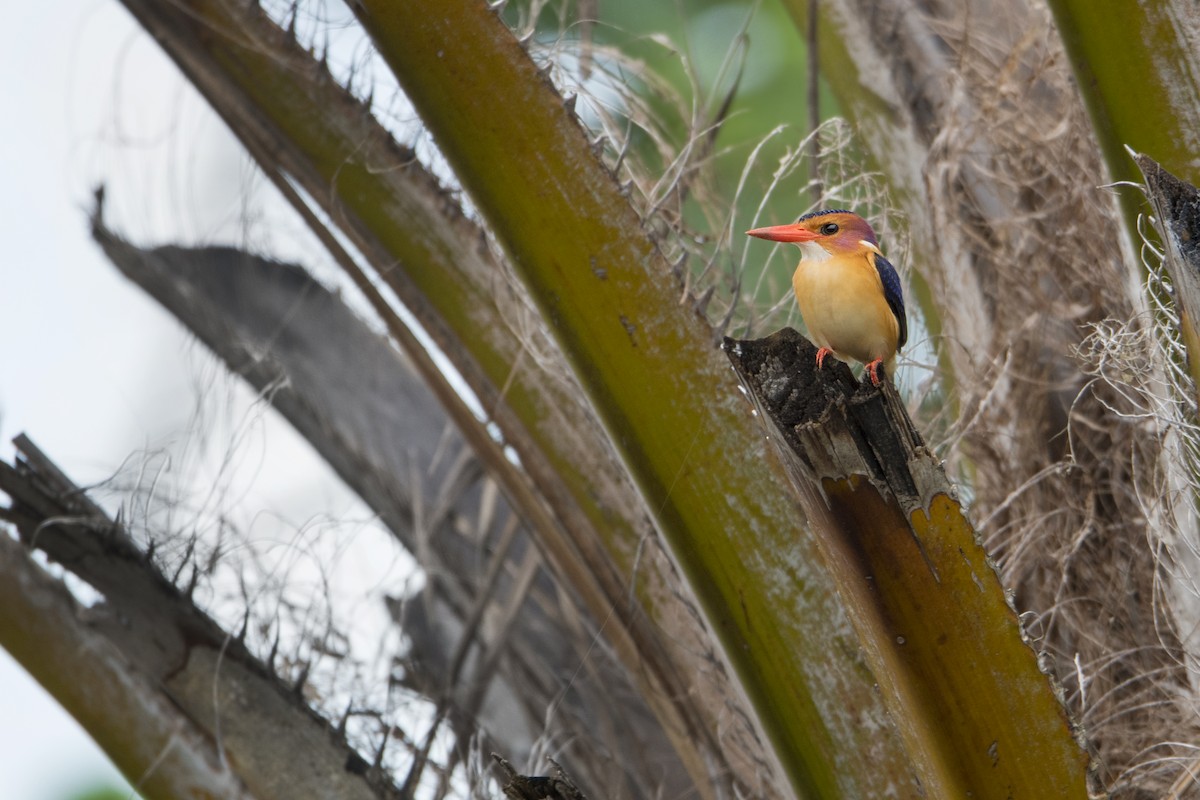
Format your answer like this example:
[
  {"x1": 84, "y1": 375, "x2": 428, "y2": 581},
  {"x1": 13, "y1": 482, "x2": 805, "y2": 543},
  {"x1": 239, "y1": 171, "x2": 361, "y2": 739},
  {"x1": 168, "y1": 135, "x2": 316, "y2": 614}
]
[{"x1": 798, "y1": 241, "x2": 832, "y2": 262}]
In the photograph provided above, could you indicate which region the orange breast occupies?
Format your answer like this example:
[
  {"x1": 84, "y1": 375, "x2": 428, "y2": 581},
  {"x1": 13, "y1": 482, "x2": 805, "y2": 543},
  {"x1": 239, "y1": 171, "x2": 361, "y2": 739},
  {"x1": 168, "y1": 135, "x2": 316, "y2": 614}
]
[{"x1": 791, "y1": 254, "x2": 899, "y2": 368}]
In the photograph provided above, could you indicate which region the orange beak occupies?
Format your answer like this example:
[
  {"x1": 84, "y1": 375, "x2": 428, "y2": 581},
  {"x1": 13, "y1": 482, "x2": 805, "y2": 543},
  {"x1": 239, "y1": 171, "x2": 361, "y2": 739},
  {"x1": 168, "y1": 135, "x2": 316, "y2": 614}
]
[{"x1": 746, "y1": 223, "x2": 819, "y2": 243}]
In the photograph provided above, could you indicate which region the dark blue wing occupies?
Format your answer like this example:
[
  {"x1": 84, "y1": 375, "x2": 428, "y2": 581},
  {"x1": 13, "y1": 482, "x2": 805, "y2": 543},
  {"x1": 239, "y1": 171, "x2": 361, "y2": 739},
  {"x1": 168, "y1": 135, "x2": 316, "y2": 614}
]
[{"x1": 872, "y1": 253, "x2": 907, "y2": 350}]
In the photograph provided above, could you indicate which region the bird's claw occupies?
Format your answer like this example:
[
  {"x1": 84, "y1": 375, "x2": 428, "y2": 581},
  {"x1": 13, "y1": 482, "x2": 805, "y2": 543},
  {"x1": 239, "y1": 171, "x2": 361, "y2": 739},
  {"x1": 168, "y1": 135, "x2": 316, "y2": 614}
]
[
  {"x1": 815, "y1": 347, "x2": 832, "y2": 370},
  {"x1": 865, "y1": 358, "x2": 885, "y2": 387}
]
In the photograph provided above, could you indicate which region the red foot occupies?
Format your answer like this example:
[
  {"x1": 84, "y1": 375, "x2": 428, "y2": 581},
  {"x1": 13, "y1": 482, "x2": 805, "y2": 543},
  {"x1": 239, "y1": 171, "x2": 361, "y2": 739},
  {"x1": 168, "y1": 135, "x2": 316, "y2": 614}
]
[
  {"x1": 865, "y1": 358, "x2": 885, "y2": 387},
  {"x1": 815, "y1": 347, "x2": 833, "y2": 370}
]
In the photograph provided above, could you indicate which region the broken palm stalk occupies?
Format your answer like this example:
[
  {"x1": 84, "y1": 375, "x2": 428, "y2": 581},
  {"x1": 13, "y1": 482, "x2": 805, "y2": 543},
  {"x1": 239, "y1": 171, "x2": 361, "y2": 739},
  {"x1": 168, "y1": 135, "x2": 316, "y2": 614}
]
[{"x1": 725, "y1": 328, "x2": 1092, "y2": 799}]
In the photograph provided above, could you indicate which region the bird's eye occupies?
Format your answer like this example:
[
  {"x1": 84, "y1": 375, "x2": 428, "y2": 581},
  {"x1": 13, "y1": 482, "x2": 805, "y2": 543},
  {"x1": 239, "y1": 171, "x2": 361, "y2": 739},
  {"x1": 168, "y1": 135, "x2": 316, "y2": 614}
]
[{"x1": 820, "y1": 222, "x2": 839, "y2": 235}]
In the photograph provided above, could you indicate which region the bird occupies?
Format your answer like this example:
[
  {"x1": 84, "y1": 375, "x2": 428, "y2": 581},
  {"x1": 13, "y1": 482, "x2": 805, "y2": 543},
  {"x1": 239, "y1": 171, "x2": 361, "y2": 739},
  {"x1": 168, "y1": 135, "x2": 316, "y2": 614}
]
[{"x1": 747, "y1": 209, "x2": 907, "y2": 386}]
